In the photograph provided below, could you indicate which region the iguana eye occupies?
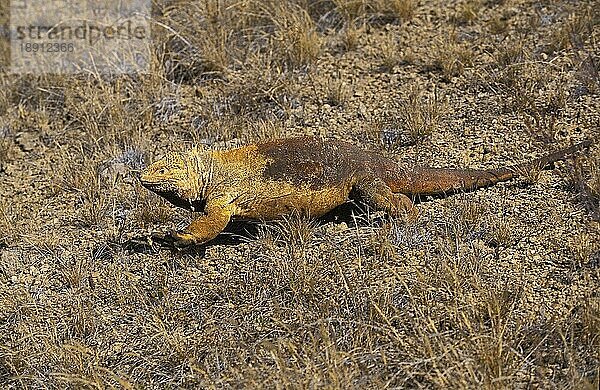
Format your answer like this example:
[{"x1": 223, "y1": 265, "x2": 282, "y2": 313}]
[{"x1": 158, "y1": 168, "x2": 167, "y2": 175}]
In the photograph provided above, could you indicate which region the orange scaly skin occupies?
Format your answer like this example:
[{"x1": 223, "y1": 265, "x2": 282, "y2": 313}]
[{"x1": 140, "y1": 136, "x2": 590, "y2": 247}]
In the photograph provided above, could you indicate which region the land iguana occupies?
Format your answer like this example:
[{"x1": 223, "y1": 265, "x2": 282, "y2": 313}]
[{"x1": 140, "y1": 136, "x2": 590, "y2": 247}]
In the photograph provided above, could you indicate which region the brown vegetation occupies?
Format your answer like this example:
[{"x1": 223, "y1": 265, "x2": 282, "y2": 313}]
[{"x1": 0, "y1": 0, "x2": 599, "y2": 388}]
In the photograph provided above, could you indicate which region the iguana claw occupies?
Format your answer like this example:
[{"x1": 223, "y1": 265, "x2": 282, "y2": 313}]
[{"x1": 169, "y1": 230, "x2": 196, "y2": 248}]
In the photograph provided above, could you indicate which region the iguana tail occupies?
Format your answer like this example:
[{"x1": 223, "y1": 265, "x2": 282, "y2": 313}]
[{"x1": 391, "y1": 140, "x2": 592, "y2": 196}]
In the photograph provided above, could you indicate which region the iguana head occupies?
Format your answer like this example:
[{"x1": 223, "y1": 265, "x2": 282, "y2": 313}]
[{"x1": 140, "y1": 151, "x2": 204, "y2": 211}]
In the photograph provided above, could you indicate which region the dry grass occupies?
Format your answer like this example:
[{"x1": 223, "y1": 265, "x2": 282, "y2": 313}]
[
  {"x1": 1, "y1": 0, "x2": 599, "y2": 388},
  {"x1": 491, "y1": 39, "x2": 527, "y2": 68},
  {"x1": 380, "y1": 33, "x2": 403, "y2": 71},
  {"x1": 0, "y1": 135, "x2": 10, "y2": 170},
  {"x1": 339, "y1": 23, "x2": 364, "y2": 52},
  {"x1": 570, "y1": 148, "x2": 600, "y2": 221},
  {"x1": 371, "y1": 85, "x2": 447, "y2": 148},
  {"x1": 452, "y1": 0, "x2": 481, "y2": 25},
  {"x1": 488, "y1": 62, "x2": 572, "y2": 144},
  {"x1": 544, "y1": 7, "x2": 595, "y2": 55},
  {"x1": 0, "y1": 2, "x2": 9, "y2": 72},
  {"x1": 334, "y1": 0, "x2": 417, "y2": 23},
  {"x1": 325, "y1": 72, "x2": 351, "y2": 107},
  {"x1": 431, "y1": 33, "x2": 474, "y2": 80}
]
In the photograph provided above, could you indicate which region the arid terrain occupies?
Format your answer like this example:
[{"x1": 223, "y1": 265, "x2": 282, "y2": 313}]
[{"x1": 1, "y1": 0, "x2": 599, "y2": 388}]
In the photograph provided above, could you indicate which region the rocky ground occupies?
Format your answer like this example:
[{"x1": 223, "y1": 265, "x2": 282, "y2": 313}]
[{"x1": 0, "y1": 0, "x2": 599, "y2": 388}]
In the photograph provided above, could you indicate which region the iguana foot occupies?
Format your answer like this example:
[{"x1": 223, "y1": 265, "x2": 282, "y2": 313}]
[
  {"x1": 403, "y1": 204, "x2": 419, "y2": 223},
  {"x1": 169, "y1": 230, "x2": 198, "y2": 248},
  {"x1": 354, "y1": 177, "x2": 417, "y2": 221}
]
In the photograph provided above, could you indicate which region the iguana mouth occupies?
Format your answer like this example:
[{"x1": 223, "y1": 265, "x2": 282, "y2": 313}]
[
  {"x1": 141, "y1": 182, "x2": 206, "y2": 212},
  {"x1": 154, "y1": 190, "x2": 206, "y2": 212}
]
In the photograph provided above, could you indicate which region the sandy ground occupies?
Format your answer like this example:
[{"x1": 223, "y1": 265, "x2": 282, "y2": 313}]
[{"x1": 1, "y1": 0, "x2": 599, "y2": 388}]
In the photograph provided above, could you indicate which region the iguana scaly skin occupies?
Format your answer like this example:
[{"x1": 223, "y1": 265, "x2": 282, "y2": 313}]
[{"x1": 140, "y1": 136, "x2": 590, "y2": 247}]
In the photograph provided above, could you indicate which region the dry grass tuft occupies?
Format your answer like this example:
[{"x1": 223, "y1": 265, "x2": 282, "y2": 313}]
[
  {"x1": 570, "y1": 149, "x2": 600, "y2": 221},
  {"x1": 487, "y1": 13, "x2": 509, "y2": 36},
  {"x1": 339, "y1": 23, "x2": 364, "y2": 52},
  {"x1": 0, "y1": 198, "x2": 23, "y2": 244},
  {"x1": 492, "y1": 64, "x2": 569, "y2": 144},
  {"x1": 372, "y1": 85, "x2": 447, "y2": 148},
  {"x1": 334, "y1": 0, "x2": 417, "y2": 23},
  {"x1": 452, "y1": 0, "x2": 481, "y2": 25},
  {"x1": 273, "y1": 213, "x2": 320, "y2": 257},
  {"x1": 263, "y1": 2, "x2": 322, "y2": 69},
  {"x1": 325, "y1": 72, "x2": 351, "y2": 107},
  {"x1": 521, "y1": 82, "x2": 568, "y2": 144},
  {"x1": 378, "y1": 0, "x2": 418, "y2": 22},
  {"x1": 221, "y1": 59, "x2": 301, "y2": 120},
  {"x1": 156, "y1": 0, "x2": 322, "y2": 82},
  {"x1": 60, "y1": 159, "x2": 111, "y2": 228},
  {"x1": 0, "y1": 133, "x2": 11, "y2": 170},
  {"x1": 431, "y1": 33, "x2": 474, "y2": 80},
  {"x1": 492, "y1": 39, "x2": 527, "y2": 68},
  {"x1": 513, "y1": 159, "x2": 545, "y2": 185},
  {"x1": 129, "y1": 190, "x2": 176, "y2": 229},
  {"x1": 333, "y1": 0, "x2": 368, "y2": 22},
  {"x1": 574, "y1": 54, "x2": 600, "y2": 95},
  {"x1": 544, "y1": 8, "x2": 596, "y2": 55},
  {"x1": 569, "y1": 233, "x2": 598, "y2": 268},
  {"x1": 379, "y1": 33, "x2": 403, "y2": 72},
  {"x1": 486, "y1": 216, "x2": 514, "y2": 248}
]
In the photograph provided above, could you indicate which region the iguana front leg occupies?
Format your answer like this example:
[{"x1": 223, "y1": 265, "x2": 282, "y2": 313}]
[{"x1": 171, "y1": 202, "x2": 232, "y2": 247}]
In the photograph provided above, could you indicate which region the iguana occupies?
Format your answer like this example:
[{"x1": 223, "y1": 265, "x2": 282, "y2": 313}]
[{"x1": 140, "y1": 136, "x2": 590, "y2": 247}]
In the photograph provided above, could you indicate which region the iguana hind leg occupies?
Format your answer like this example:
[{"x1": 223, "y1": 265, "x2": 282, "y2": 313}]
[
  {"x1": 171, "y1": 204, "x2": 232, "y2": 247},
  {"x1": 353, "y1": 177, "x2": 417, "y2": 221}
]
